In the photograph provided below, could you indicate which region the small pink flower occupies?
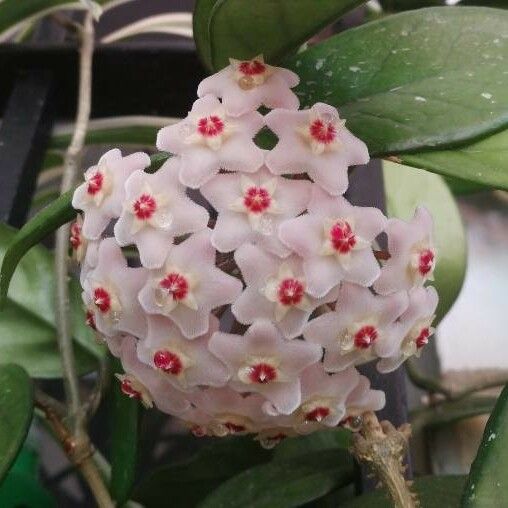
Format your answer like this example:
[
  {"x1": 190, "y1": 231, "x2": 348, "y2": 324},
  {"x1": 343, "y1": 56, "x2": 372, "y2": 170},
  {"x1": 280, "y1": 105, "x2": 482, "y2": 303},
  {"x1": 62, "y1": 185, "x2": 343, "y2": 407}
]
[
  {"x1": 114, "y1": 157, "x2": 209, "y2": 268},
  {"x1": 265, "y1": 103, "x2": 369, "y2": 196},
  {"x1": 279, "y1": 186, "x2": 386, "y2": 297},
  {"x1": 156, "y1": 95, "x2": 264, "y2": 188},
  {"x1": 342, "y1": 376, "x2": 386, "y2": 423},
  {"x1": 81, "y1": 238, "x2": 148, "y2": 338},
  {"x1": 138, "y1": 229, "x2": 242, "y2": 339},
  {"x1": 377, "y1": 287, "x2": 438, "y2": 373},
  {"x1": 233, "y1": 244, "x2": 338, "y2": 339},
  {"x1": 72, "y1": 149, "x2": 151, "y2": 239},
  {"x1": 118, "y1": 336, "x2": 190, "y2": 414},
  {"x1": 303, "y1": 283, "x2": 408, "y2": 371},
  {"x1": 374, "y1": 206, "x2": 437, "y2": 295},
  {"x1": 209, "y1": 319, "x2": 322, "y2": 415},
  {"x1": 137, "y1": 315, "x2": 229, "y2": 390},
  {"x1": 185, "y1": 387, "x2": 269, "y2": 437},
  {"x1": 197, "y1": 55, "x2": 299, "y2": 117},
  {"x1": 201, "y1": 166, "x2": 311, "y2": 257}
]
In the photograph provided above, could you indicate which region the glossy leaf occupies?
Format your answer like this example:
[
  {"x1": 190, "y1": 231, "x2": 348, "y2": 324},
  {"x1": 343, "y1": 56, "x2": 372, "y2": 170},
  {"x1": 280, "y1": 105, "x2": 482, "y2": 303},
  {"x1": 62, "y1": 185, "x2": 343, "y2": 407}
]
[
  {"x1": 383, "y1": 161, "x2": 467, "y2": 322},
  {"x1": 0, "y1": 0, "x2": 131, "y2": 42},
  {"x1": 444, "y1": 176, "x2": 489, "y2": 196},
  {"x1": 463, "y1": 384, "x2": 508, "y2": 507},
  {"x1": 287, "y1": 7, "x2": 508, "y2": 155},
  {"x1": 0, "y1": 365, "x2": 33, "y2": 482},
  {"x1": 342, "y1": 475, "x2": 466, "y2": 507},
  {"x1": 110, "y1": 358, "x2": 139, "y2": 506},
  {"x1": 204, "y1": 0, "x2": 366, "y2": 70},
  {"x1": 0, "y1": 223, "x2": 100, "y2": 377},
  {"x1": 399, "y1": 129, "x2": 508, "y2": 191},
  {"x1": 199, "y1": 449, "x2": 355, "y2": 508},
  {"x1": 193, "y1": 0, "x2": 220, "y2": 70},
  {"x1": 133, "y1": 437, "x2": 273, "y2": 507}
]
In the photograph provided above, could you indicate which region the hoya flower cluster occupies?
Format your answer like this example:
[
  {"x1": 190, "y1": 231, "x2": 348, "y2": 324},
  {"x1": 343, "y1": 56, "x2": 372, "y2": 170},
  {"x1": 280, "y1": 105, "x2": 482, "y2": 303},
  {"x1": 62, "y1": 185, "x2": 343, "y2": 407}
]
[{"x1": 72, "y1": 55, "x2": 438, "y2": 446}]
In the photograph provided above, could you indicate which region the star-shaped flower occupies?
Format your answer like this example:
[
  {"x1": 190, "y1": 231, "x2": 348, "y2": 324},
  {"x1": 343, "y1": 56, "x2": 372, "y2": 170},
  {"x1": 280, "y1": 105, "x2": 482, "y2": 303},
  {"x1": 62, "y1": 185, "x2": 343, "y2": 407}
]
[
  {"x1": 184, "y1": 387, "x2": 268, "y2": 437},
  {"x1": 377, "y1": 286, "x2": 438, "y2": 373},
  {"x1": 342, "y1": 376, "x2": 386, "y2": 423},
  {"x1": 114, "y1": 157, "x2": 209, "y2": 268},
  {"x1": 118, "y1": 336, "x2": 191, "y2": 414},
  {"x1": 137, "y1": 314, "x2": 229, "y2": 390},
  {"x1": 201, "y1": 166, "x2": 311, "y2": 257},
  {"x1": 72, "y1": 149, "x2": 151, "y2": 239},
  {"x1": 303, "y1": 283, "x2": 408, "y2": 371},
  {"x1": 264, "y1": 103, "x2": 369, "y2": 196},
  {"x1": 156, "y1": 95, "x2": 264, "y2": 188},
  {"x1": 373, "y1": 207, "x2": 437, "y2": 295},
  {"x1": 279, "y1": 186, "x2": 386, "y2": 297},
  {"x1": 233, "y1": 244, "x2": 338, "y2": 339},
  {"x1": 209, "y1": 319, "x2": 322, "y2": 414},
  {"x1": 138, "y1": 229, "x2": 243, "y2": 338},
  {"x1": 197, "y1": 55, "x2": 300, "y2": 117},
  {"x1": 82, "y1": 238, "x2": 148, "y2": 338}
]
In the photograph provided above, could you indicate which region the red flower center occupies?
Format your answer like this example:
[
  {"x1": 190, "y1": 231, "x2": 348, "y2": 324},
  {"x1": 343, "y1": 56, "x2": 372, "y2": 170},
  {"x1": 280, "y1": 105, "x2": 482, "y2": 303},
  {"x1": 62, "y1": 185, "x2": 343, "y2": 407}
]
[
  {"x1": 305, "y1": 406, "x2": 331, "y2": 422},
  {"x1": 415, "y1": 327, "x2": 431, "y2": 349},
  {"x1": 239, "y1": 60, "x2": 266, "y2": 76},
  {"x1": 159, "y1": 273, "x2": 189, "y2": 301},
  {"x1": 133, "y1": 193, "x2": 157, "y2": 220},
  {"x1": 309, "y1": 119, "x2": 336, "y2": 144},
  {"x1": 354, "y1": 325, "x2": 378, "y2": 349},
  {"x1": 190, "y1": 425, "x2": 207, "y2": 437},
  {"x1": 249, "y1": 363, "x2": 277, "y2": 384},
  {"x1": 153, "y1": 350, "x2": 184, "y2": 375},
  {"x1": 224, "y1": 421, "x2": 247, "y2": 433},
  {"x1": 278, "y1": 278, "x2": 304, "y2": 306},
  {"x1": 330, "y1": 220, "x2": 356, "y2": 254},
  {"x1": 120, "y1": 379, "x2": 141, "y2": 400},
  {"x1": 85, "y1": 310, "x2": 97, "y2": 330},
  {"x1": 197, "y1": 115, "x2": 224, "y2": 137},
  {"x1": 70, "y1": 221, "x2": 82, "y2": 250},
  {"x1": 243, "y1": 186, "x2": 271, "y2": 213},
  {"x1": 87, "y1": 172, "x2": 104, "y2": 195},
  {"x1": 93, "y1": 287, "x2": 111, "y2": 313},
  {"x1": 418, "y1": 248, "x2": 435, "y2": 276}
]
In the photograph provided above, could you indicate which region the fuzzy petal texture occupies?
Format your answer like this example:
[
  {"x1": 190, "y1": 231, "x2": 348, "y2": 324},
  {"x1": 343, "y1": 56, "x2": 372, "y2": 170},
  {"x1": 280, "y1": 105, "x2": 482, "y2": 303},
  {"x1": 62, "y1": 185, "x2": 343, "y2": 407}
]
[
  {"x1": 114, "y1": 157, "x2": 209, "y2": 268},
  {"x1": 373, "y1": 207, "x2": 436, "y2": 295},
  {"x1": 233, "y1": 244, "x2": 338, "y2": 339},
  {"x1": 303, "y1": 283, "x2": 408, "y2": 371},
  {"x1": 138, "y1": 229, "x2": 243, "y2": 338},
  {"x1": 265, "y1": 104, "x2": 369, "y2": 196},
  {"x1": 198, "y1": 56, "x2": 299, "y2": 116},
  {"x1": 209, "y1": 319, "x2": 321, "y2": 415},
  {"x1": 156, "y1": 95, "x2": 264, "y2": 188},
  {"x1": 201, "y1": 166, "x2": 311, "y2": 257},
  {"x1": 72, "y1": 149, "x2": 151, "y2": 239}
]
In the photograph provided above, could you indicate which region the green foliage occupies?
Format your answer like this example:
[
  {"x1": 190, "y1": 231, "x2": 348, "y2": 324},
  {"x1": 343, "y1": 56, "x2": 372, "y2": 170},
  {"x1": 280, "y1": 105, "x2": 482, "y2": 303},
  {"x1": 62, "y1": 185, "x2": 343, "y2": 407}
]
[
  {"x1": 286, "y1": 7, "x2": 508, "y2": 156},
  {"x1": 0, "y1": 471, "x2": 56, "y2": 507},
  {"x1": 194, "y1": 0, "x2": 366, "y2": 71},
  {"x1": 383, "y1": 161, "x2": 467, "y2": 322},
  {"x1": 0, "y1": 224, "x2": 100, "y2": 377},
  {"x1": 110, "y1": 358, "x2": 140, "y2": 506},
  {"x1": 463, "y1": 384, "x2": 508, "y2": 507},
  {"x1": 342, "y1": 475, "x2": 466, "y2": 507},
  {"x1": 400, "y1": 129, "x2": 508, "y2": 192},
  {"x1": 0, "y1": 365, "x2": 33, "y2": 482}
]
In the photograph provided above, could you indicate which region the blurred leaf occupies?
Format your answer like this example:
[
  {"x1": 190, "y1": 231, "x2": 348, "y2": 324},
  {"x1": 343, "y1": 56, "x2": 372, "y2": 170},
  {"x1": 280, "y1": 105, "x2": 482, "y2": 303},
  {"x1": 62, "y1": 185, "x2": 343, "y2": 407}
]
[
  {"x1": 0, "y1": 223, "x2": 100, "y2": 377},
  {"x1": 193, "y1": 0, "x2": 220, "y2": 70},
  {"x1": 444, "y1": 176, "x2": 489, "y2": 196},
  {"x1": 379, "y1": 0, "x2": 443, "y2": 11},
  {"x1": 411, "y1": 396, "x2": 497, "y2": 434},
  {"x1": 0, "y1": 0, "x2": 131, "y2": 42},
  {"x1": 398, "y1": 129, "x2": 508, "y2": 191},
  {"x1": 202, "y1": 0, "x2": 366, "y2": 71},
  {"x1": 342, "y1": 475, "x2": 466, "y2": 507},
  {"x1": 0, "y1": 364, "x2": 33, "y2": 482},
  {"x1": 463, "y1": 384, "x2": 508, "y2": 507},
  {"x1": 133, "y1": 437, "x2": 273, "y2": 507},
  {"x1": 0, "y1": 471, "x2": 56, "y2": 507},
  {"x1": 199, "y1": 449, "x2": 355, "y2": 508},
  {"x1": 287, "y1": 7, "x2": 508, "y2": 155},
  {"x1": 383, "y1": 161, "x2": 467, "y2": 322},
  {"x1": 110, "y1": 358, "x2": 139, "y2": 506}
]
